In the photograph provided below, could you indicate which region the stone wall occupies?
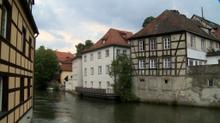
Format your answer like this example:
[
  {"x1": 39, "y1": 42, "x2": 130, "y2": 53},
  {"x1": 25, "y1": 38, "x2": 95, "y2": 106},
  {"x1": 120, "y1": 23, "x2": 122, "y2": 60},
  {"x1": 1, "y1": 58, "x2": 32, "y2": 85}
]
[{"x1": 134, "y1": 65, "x2": 220, "y2": 107}]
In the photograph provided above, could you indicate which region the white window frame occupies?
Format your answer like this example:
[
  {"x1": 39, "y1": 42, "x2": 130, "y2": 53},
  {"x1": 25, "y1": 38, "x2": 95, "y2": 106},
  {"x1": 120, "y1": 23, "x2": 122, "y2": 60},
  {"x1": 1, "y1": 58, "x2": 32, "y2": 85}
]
[
  {"x1": 84, "y1": 68, "x2": 87, "y2": 76},
  {"x1": 105, "y1": 49, "x2": 109, "y2": 57},
  {"x1": 123, "y1": 50, "x2": 127, "y2": 55},
  {"x1": 91, "y1": 67, "x2": 94, "y2": 75},
  {"x1": 117, "y1": 49, "x2": 121, "y2": 56},
  {"x1": 84, "y1": 55, "x2": 87, "y2": 62},
  {"x1": 99, "y1": 81, "x2": 101, "y2": 88},
  {"x1": 139, "y1": 40, "x2": 144, "y2": 51},
  {"x1": 201, "y1": 38, "x2": 206, "y2": 51},
  {"x1": 163, "y1": 37, "x2": 171, "y2": 49},
  {"x1": 149, "y1": 39, "x2": 157, "y2": 50},
  {"x1": 90, "y1": 53, "x2": 93, "y2": 61},
  {"x1": 98, "y1": 52, "x2": 101, "y2": 59},
  {"x1": 98, "y1": 66, "x2": 102, "y2": 75},
  {"x1": 138, "y1": 59, "x2": 145, "y2": 69},
  {"x1": 149, "y1": 59, "x2": 156, "y2": 69},
  {"x1": 163, "y1": 57, "x2": 171, "y2": 68},
  {"x1": 190, "y1": 35, "x2": 196, "y2": 48}
]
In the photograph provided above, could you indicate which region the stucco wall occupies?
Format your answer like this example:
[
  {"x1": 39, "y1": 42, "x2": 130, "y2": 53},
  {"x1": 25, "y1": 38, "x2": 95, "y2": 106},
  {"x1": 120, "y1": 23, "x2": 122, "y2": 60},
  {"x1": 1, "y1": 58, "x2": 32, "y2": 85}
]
[{"x1": 134, "y1": 65, "x2": 220, "y2": 107}]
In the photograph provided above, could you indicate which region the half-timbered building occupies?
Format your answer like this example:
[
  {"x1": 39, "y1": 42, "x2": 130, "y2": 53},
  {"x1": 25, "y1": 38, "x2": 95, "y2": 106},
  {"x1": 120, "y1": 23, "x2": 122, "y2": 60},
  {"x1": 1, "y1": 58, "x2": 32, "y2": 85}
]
[
  {"x1": 130, "y1": 10, "x2": 220, "y2": 105},
  {"x1": 0, "y1": 0, "x2": 38, "y2": 123}
]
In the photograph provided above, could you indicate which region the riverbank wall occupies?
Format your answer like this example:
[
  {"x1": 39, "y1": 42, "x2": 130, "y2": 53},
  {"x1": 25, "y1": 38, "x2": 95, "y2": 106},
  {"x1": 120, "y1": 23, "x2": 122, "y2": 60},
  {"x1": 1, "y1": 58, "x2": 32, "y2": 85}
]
[{"x1": 133, "y1": 65, "x2": 220, "y2": 107}]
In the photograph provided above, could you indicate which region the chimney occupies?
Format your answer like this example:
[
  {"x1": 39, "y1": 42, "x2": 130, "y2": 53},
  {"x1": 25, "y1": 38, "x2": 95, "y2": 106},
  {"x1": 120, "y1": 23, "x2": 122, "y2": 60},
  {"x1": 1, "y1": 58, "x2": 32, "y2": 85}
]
[{"x1": 201, "y1": 7, "x2": 204, "y2": 18}]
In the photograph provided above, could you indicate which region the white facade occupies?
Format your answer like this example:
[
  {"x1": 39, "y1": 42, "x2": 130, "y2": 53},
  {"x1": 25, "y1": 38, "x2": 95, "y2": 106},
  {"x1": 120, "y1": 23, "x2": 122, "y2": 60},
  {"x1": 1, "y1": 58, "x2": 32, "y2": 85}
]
[
  {"x1": 207, "y1": 56, "x2": 220, "y2": 65},
  {"x1": 186, "y1": 32, "x2": 220, "y2": 66},
  {"x1": 65, "y1": 57, "x2": 82, "y2": 91},
  {"x1": 82, "y1": 46, "x2": 130, "y2": 92}
]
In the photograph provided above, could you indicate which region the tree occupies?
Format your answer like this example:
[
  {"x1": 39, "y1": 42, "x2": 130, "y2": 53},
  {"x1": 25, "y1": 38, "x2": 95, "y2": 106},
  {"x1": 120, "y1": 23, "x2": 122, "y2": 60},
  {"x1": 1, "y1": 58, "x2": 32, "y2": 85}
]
[
  {"x1": 142, "y1": 16, "x2": 155, "y2": 28},
  {"x1": 110, "y1": 54, "x2": 137, "y2": 102},
  {"x1": 75, "y1": 40, "x2": 94, "y2": 57},
  {"x1": 34, "y1": 46, "x2": 59, "y2": 90}
]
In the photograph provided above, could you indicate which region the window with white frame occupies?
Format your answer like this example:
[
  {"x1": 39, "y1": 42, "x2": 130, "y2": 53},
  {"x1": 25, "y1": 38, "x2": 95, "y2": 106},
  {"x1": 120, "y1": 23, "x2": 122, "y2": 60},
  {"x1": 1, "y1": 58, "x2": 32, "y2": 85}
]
[
  {"x1": 90, "y1": 53, "x2": 93, "y2": 61},
  {"x1": 188, "y1": 59, "x2": 194, "y2": 66},
  {"x1": 163, "y1": 37, "x2": 171, "y2": 49},
  {"x1": 84, "y1": 68, "x2": 87, "y2": 76},
  {"x1": 138, "y1": 59, "x2": 145, "y2": 69},
  {"x1": 210, "y1": 42, "x2": 214, "y2": 49},
  {"x1": 201, "y1": 38, "x2": 206, "y2": 51},
  {"x1": 117, "y1": 49, "x2": 121, "y2": 56},
  {"x1": 123, "y1": 50, "x2": 127, "y2": 55},
  {"x1": 99, "y1": 81, "x2": 101, "y2": 88},
  {"x1": 149, "y1": 38, "x2": 157, "y2": 50},
  {"x1": 163, "y1": 57, "x2": 171, "y2": 68},
  {"x1": 139, "y1": 40, "x2": 144, "y2": 51},
  {"x1": 91, "y1": 67, "x2": 94, "y2": 75},
  {"x1": 84, "y1": 55, "x2": 87, "y2": 62},
  {"x1": 0, "y1": 76, "x2": 2, "y2": 112},
  {"x1": 98, "y1": 66, "x2": 102, "y2": 75},
  {"x1": 107, "y1": 81, "x2": 111, "y2": 88},
  {"x1": 149, "y1": 59, "x2": 156, "y2": 69},
  {"x1": 190, "y1": 35, "x2": 196, "y2": 48},
  {"x1": 106, "y1": 65, "x2": 110, "y2": 74},
  {"x1": 98, "y1": 52, "x2": 101, "y2": 59},
  {"x1": 105, "y1": 49, "x2": 109, "y2": 57},
  {"x1": 0, "y1": 3, "x2": 10, "y2": 39}
]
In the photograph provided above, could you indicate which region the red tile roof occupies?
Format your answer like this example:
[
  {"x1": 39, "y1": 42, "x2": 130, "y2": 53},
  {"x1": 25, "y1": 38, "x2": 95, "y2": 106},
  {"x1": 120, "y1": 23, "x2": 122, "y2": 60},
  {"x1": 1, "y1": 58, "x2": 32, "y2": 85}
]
[
  {"x1": 55, "y1": 51, "x2": 74, "y2": 71},
  {"x1": 83, "y1": 28, "x2": 133, "y2": 53},
  {"x1": 131, "y1": 10, "x2": 218, "y2": 41}
]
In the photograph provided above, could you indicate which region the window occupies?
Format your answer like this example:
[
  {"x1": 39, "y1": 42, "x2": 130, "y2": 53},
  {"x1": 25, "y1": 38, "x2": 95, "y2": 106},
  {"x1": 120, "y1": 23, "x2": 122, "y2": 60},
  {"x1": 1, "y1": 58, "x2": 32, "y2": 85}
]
[
  {"x1": 22, "y1": 27, "x2": 27, "y2": 54},
  {"x1": 84, "y1": 55, "x2": 87, "y2": 62},
  {"x1": 0, "y1": 76, "x2": 3, "y2": 111},
  {"x1": 163, "y1": 37, "x2": 171, "y2": 49},
  {"x1": 208, "y1": 79, "x2": 214, "y2": 87},
  {"x1": 106, "y1": 65, "x2": 110, "y2": 74},
  {"x1": 149, "y1": 38, "x2": 157, "y2": 50},
  {"x1": 210, "y1": 42, "x2": 214, "y2": 49},
  {"x1": 84, "y1": 68, "x2": 87, "y2": 76},
  {"x1": 163, "y1": 57, "x2": 171, "y2": 68},
  {"x1": 99, "y1": 81, "x2": 101, "y2": 88},
  {"x1": 123, "y1": 50, "x2": 127, "y2": 55},
  {"x1": 139, "y1": 40, "x2": 144, "y2": 51},
  {"x1": 107, "y1": 81, "x2": 110, "y2": 88},
  {"x1": 91, "y1": 81, "x2": 93, "y2": 88},
  {"x1": 98, "y1": 52, "x2": 101, "y2": 59},
  {"x1": 201, "y1": 38, "x2": 206, "y2": 51},
  {"x1": 149, "y1": 59, "x2": 156, "y2": 69},
  {"x1": 117, "y1": 49, "x2": 121, "y2": 56},
  {"x1": 105, "y1": 49, "x2": 109, "y2": 57},
  {"x1": 90, "y1": 54, "x2": 93, "y2": 61},
  {"x1": 27, "y1": 78, "x2": 31, "y2": 98},
  {"x1": 98, "y1": 66, "x2": 102, "y2": 75},
  {"x1": 165, "y1": 79, "x2": 168, "y2": 84},
  {"x1": 29, "y1": 37, "x2": 32, "y2": 58},
  {"x1": 0, "y1": 2, "x2": 10, "y2": 39},
  {"x1": 20, "y1": 77, "x2": 24, "y2": 103},
  {"x1": 138, "y1": 59, "x2": 145, "y2": 69},
  {"x1": 190, "y1": 35, "x2": 196, "y2": 48},
  {"x1": 91, "y1": 67, "x2": 94, "y2": 75},
  {"x1": 188, "y1": 59, "x2": 194, "y2": 66},
  {"x1": 85, "y1": 81, "x2": 87, "y2": 87}
]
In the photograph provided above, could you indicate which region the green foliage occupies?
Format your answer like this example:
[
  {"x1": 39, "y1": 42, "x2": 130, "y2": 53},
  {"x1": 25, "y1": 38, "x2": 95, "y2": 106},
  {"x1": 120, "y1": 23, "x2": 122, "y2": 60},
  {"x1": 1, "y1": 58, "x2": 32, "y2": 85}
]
[
  {"x1": 34, "y1": 46, "x2": 59, "y2": 90},
  {"x1": 110, "y1": 54, "x2": 137, "y2": 102},
  {"x1": 75, "y1": 40, "x2": 94, "y2": 57},
  {"x1": 142, "y1": 16, "x2": 155, "y2": 28}
]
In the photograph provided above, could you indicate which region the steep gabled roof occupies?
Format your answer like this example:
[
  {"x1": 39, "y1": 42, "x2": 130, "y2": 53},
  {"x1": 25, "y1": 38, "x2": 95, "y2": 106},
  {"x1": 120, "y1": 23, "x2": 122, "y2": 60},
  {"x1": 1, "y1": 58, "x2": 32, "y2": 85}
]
[
  {"x1": 130, "y1": 10, "x2": 218, "y2": 41},
  {"x1": 83, "y1": 28, "x2": 133, "y2": 53}
]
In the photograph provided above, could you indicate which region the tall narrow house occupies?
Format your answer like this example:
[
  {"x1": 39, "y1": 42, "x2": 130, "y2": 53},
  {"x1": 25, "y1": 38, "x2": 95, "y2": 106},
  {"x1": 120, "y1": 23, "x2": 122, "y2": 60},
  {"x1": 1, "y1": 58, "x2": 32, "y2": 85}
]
[
  {"x1": 130, "y1": 10, "x2": 220, "y2": 105},
  {"x1": 76, "y1": 28, "x2": 132, "y2": 97},
  {"x1": 0, "y1": 0, "x2": 38, "y2": 123}
]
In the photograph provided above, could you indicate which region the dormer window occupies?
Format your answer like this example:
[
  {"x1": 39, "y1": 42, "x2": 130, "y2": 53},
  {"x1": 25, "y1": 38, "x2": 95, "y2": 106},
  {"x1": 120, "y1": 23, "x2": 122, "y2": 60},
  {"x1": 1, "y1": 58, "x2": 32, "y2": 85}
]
[{"x1": 102, "y1": 39, "x2": 106, "y2": 44}]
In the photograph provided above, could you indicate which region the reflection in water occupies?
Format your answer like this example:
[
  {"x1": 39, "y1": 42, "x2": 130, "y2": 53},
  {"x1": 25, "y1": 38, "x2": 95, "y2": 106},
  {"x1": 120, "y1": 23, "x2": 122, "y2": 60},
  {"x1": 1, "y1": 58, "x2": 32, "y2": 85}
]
[{"x1": 33, "y1": 91, "x2": 220, "y2": 123}]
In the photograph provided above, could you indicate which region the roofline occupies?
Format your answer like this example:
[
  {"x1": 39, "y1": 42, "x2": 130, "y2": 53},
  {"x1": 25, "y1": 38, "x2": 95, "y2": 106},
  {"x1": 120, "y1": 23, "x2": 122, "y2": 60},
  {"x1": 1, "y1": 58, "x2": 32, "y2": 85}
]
[
  {"x1": 82, "y1": 44, "x2": 130, "y2": 54},
  {"x1": 20, "y1": 0, "x2": 39, "y2": 34},
  {"x1": 129, "y1": 30, "x2": 220, "y2": 42}
]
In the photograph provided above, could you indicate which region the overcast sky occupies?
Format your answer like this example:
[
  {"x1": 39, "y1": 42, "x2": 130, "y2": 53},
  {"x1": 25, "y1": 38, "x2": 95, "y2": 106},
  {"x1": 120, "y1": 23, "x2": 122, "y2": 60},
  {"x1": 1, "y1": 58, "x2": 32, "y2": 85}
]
[{"x1": 33, "y1": 0, "x2": 220, "y2": 53}]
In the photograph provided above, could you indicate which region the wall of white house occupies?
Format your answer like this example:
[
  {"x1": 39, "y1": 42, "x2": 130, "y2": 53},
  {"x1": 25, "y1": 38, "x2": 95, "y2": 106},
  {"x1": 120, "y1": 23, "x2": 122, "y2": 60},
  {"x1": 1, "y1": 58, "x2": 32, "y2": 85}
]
[
  {"x1": 186, "y1": 32, "x2": 220, "y2": 66},
  {"x1": 207, "y1": 56, "x2": 220, "y2": 65},
  {"x1": 82, "y1": 46, "x2": 130, "y2": 90},
  {"x1": 65, "y1": 58, "x2": 82, "y2": 91}
]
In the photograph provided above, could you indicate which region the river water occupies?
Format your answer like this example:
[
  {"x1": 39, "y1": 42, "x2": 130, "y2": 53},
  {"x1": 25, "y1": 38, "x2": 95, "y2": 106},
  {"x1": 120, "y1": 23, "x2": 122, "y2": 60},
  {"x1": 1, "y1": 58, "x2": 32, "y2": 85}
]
[{"x1": 33, "y1": 91, "x2": 220, "y2": 123}]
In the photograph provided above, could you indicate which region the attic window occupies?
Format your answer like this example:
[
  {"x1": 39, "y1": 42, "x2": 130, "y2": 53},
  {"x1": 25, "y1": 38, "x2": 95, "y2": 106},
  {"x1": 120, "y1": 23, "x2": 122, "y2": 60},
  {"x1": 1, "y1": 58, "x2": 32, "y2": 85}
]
[
  {"x1": 165, "y1": 79, "x2": 168, "y2": 84},
  {"x1": 102, "y1": 39, "x2": 106, "y2": 44}
]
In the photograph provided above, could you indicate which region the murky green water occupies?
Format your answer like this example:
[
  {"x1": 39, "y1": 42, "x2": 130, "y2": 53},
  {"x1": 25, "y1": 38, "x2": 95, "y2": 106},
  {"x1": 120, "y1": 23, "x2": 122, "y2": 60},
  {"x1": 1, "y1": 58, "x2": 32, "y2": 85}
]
[{"x1": 33, "y1": 91, "x2": 220, "y2": 123}]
